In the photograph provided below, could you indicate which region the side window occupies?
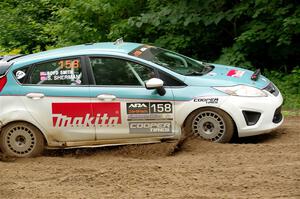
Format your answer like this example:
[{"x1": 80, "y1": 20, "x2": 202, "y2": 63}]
[
  {"x1": 157, "y1": 71, "x2": 185, "y2": 86},
  {"x1": 27, "y1": 58, "x2": 82, "y2": 85},
  {"x1": 90, "y1": 57, "x2": 155, "y2": 86},
  {"x1": 130, "y1": 62, "x2": 156, "y2": 82}
]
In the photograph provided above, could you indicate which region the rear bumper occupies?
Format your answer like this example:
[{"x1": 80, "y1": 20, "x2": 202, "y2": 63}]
[{"x1": 220, "y1": 92, "x2": 284, "y2": 137}]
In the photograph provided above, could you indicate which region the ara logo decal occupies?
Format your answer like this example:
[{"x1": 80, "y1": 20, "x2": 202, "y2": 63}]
[
  {"x1": 52, "y1": 103, "x2": 121, "y2": 128},
  {"x1": 227, "y1": 70, "x2": 245, "y2": 78},
  {"x1": 127, "y1": 102, "x2": 149, "y2": 114},
  {"x1": 128, "y1": 103, "x2": 148, "y2": 108}
]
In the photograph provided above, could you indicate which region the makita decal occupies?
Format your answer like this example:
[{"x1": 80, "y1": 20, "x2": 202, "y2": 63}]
[{"x1": 52, "y1": 103, "x2": 121, "y2": 128}]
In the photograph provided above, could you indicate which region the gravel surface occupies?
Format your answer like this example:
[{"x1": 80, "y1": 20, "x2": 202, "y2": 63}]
[{"x1": 0, "y1": 117, "x2": 299, "y2": 199}]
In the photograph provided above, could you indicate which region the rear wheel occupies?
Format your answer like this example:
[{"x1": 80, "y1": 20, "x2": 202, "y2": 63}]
[
  {"x1": 0, "y1": 122, "x2": 45, "y2": 157},
  {"x1": 185, "y1": 108, "x2": 234, "y2": 143}
]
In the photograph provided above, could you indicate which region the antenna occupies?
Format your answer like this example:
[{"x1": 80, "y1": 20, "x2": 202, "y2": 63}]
[{"x1": 114, "y1": 37, "x2": 123, "y2": 45}]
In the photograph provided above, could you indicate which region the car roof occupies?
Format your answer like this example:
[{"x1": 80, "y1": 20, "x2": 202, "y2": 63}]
[{"x1": 11, "y1": 42, "x2": 142, "y2": 66}]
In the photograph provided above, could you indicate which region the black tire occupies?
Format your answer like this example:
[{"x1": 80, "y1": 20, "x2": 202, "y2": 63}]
[
  {"x1": 0, "y1": 122, "x2": 45, "y2": 157},
  {"x1": 184, "y1": 108, "x2": 234, "y2": 143}
]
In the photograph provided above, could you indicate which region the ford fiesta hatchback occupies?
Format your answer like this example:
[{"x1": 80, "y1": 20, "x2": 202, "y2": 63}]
[{"x1": 0, "y1": 41, "x2": 283, "y2": 157}]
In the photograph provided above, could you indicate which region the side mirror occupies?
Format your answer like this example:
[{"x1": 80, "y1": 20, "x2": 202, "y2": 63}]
[
  {"x1": 145, "y1": 78, "x2": 163, "y2": 89},
  {"x1": 145, "y1": 78, "x2": 166, "y2": 96}
]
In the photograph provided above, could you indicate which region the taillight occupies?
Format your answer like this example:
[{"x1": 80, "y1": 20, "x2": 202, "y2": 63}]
[{"x1": 0, "y1": 76, "x2": 7, "y2": 92}]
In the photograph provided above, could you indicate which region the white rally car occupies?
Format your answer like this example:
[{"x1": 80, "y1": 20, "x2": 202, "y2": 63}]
[{"x1": 0, "y1": 41, "x2": 283, "y2": 157}]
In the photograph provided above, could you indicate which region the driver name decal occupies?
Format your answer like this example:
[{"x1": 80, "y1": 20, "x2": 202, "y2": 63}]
[{"x1": 52, "y1": 102, "x2": 121, "y2": 128}]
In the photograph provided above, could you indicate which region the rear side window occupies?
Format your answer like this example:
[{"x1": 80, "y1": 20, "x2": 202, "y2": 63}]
[{"x1": 26, "y1": 58, "x2": 82, "y2": 85}]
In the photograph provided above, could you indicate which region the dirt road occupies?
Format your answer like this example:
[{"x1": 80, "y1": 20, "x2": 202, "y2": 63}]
[{"x1": 0, "y1": 117, "x2": 299, "y2": 199}]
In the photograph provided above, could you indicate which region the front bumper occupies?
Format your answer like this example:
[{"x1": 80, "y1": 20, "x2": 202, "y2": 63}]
[{"x1": 220, "y1": 92, "x2": 284, "y2": 137}]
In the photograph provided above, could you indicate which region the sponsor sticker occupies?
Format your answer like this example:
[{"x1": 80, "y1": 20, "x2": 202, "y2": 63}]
[
  {"x1": 52, "y1": 102, "x2": 121, "y2": 128},
  {"x1": 16, "y1": 70, "x2": 26, "y2": 79},
  {"x1": 127, "y1": 102, "x2": 149, "y2": 114},
  {"x1": 227, "y1": 69, "x2": 245, "y2": 78},
  {"x1": 140, "y1": 47, "x2": 148, "y2": 52},
  {"x1": 194, "y1": 98, "x2": 219, "y2": 104},
  {"x1": 127, "y1": 102, "x2": 173, "y2": 114},
  {"x1": 127, "y1": 114, "x2": 173, "y2": 120},
  {"x1": 133, "y1": 50, "x2": 142, "y2": 57},
  {"x1": 127, "y1": 102, "x2": 173, "y2": 120},
  {"x1": 129, "y1": 122, "x2": 172, "y2": 133},
  {"x1": 40, "y1": 71, "x2": 49, "y2": 81}
]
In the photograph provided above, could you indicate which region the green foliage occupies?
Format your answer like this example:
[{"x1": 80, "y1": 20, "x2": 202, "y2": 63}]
[
  {"x1": 1, "y1": 0, "x2": 298, "y2": 70},
  {"x1": 265, "y1": 67, "x2": 300, "y2": 109},
  {"x1": 0, "y1": 0, "x2": 146, "y2": 52},
  {"x1": 216, "y1": 44, "x2": 253, "y2": 70},
  {"x1": 0, "y1": 0, "x2": 64, "y2": 53},
  {"x1": 47, "y1": 0, "x2": 146, "y2": 46},
  {"x1": 126, "y1": 0, "x2": 299, "y2": 72}
]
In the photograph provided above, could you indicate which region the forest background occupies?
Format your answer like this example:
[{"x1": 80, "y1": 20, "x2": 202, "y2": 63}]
[{"x1": 0, "y1": 0, "x2": 299, "y2": 110}]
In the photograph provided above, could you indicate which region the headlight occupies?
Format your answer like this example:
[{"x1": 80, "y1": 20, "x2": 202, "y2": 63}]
[{"x1": 214, "y1": 85, "x2": 267, "y2": 97}]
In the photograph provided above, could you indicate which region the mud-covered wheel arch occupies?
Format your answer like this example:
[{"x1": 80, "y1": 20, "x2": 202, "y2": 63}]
[
  {"x1": 0, "y1": 121, "x2": 46, "y2": 157},
  {"x1": 182, "y1": 107, "x2": 237, "y2": 143}
]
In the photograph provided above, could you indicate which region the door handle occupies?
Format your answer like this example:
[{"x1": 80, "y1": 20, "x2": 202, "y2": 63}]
[
  {"x1": 97, "y1": 94, "x2": 116, "y2": 101},
  {"x1": 26, "y1": 93, "x2": 45, "y2": 100}
]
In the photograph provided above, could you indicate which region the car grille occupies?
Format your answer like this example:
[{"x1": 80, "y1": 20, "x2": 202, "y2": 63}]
[{"x1": 264, "y1": 82, "x2": 279, "y2": 96}]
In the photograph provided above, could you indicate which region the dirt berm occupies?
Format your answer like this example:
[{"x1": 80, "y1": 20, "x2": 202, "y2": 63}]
[{"x1": 0, "y1": 117, "x2": 299, "y2": 198}]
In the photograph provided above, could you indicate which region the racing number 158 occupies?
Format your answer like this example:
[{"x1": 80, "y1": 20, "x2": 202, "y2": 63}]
[
  {"x1": 58, "y1": 59, "x2": 80, "y2": 69},
  {"x1": 150, "y1": 102, "x2": 172, "y2": 113}
]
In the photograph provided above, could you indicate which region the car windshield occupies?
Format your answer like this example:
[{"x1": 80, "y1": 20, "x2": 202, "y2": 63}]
[{"x1": 129, "y1": 45, "x2": 212, "y2": 76}]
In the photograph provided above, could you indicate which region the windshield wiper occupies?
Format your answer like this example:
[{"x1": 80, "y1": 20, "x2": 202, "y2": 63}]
[
  {"x1": 186, "y1": 71, "x2": 204, "y2": 76},
  {"x1": 200, "y1": 62, "x2": 214, "y2": 74}
]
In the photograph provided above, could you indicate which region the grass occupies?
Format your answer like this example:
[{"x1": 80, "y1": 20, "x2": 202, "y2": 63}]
[{"x1": 282, "y1": 110, "x2": 300, "y2": 117}]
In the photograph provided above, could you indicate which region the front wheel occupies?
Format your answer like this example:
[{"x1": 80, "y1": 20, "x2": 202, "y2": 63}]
[
  {"x1": 185, "y1": 108, "x2": 234, "y2": 143},
  {"x1": 0, "y1": 122, "x2": 45, "y2": 157}
]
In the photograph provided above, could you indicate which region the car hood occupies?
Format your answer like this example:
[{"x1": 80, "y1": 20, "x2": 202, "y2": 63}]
[{"x1": 184, "y1": 64, "x2": 270, "y2": 89}]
